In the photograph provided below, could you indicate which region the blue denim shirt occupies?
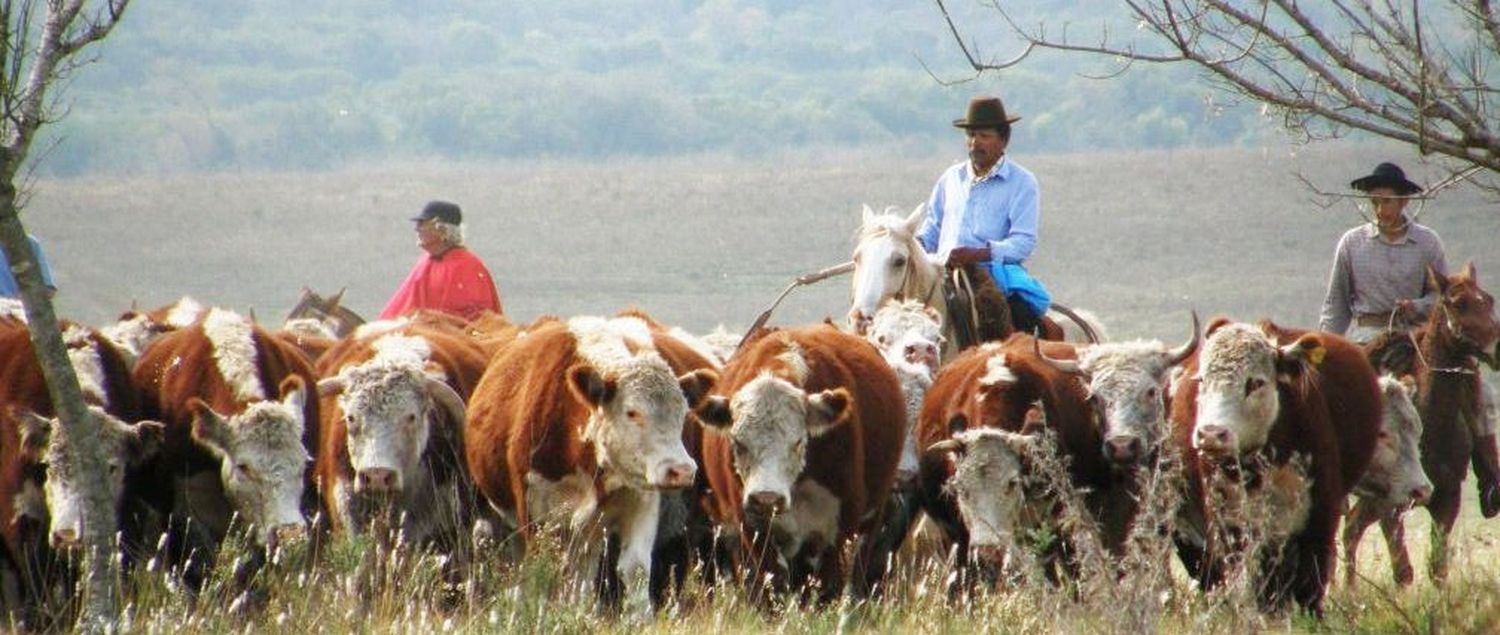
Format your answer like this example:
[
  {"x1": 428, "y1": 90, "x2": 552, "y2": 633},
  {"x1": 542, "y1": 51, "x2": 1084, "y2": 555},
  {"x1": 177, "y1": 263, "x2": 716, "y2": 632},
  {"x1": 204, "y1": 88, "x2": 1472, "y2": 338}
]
[
  {"x1": 0, "y1": 235, "x2": 54, "y2": 298},
  {"x1": 916, "y1": 157, "x2": 1039, "y2": 265}
]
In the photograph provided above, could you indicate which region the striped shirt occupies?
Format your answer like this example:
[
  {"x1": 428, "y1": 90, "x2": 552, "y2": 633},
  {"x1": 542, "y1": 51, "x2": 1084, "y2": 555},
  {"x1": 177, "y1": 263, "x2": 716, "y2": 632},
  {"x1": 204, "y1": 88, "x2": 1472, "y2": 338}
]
[{"x1": 1319, "y1": 220, "x2": 1447, "y2": 335}]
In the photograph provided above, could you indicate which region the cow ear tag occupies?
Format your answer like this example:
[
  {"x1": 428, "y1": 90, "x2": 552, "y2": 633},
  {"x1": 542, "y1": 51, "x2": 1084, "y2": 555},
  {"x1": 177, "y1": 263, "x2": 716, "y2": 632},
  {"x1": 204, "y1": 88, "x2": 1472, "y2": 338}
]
[{"x1": 1306, "y1": 345, "x2": 1326, "y2": 367}]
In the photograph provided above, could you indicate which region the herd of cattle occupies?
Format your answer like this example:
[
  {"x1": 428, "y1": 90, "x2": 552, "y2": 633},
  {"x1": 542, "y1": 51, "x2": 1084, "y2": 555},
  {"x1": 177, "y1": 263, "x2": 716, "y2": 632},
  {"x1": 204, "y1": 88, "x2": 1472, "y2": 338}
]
[{"x1": 1, "y1": 216, "x2": 1498, "y2": 626}]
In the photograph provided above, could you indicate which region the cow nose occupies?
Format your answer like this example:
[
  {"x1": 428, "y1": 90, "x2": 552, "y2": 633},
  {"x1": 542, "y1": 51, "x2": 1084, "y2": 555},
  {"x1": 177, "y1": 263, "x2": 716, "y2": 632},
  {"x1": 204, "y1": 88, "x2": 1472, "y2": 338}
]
[
  {"x1": 658, "y1": 462, "x2": 696, "y2": 489},
  {"x1": 51, "y1": 528, "x2": 80, "y2": 549},
  {"x1": 1411, "y1": 484, "x2": 1433, "y2": 506},
  {"x1": 1195, "y1": 425, "x2": 1234, "y2": 454},
  {"x1": 746, "y1": 491, "x2": 787, "y2": 516},
  {"x1": 973, "y1": 544, "x2": 1005, "y2": 567},
  {"x1": 357, "y1": 467, "x2": 399, "y2": 494},
  {"x1": 1106, "y1": 436, "x2": 1143, "y2": 464},
  {"x1": 905, "y1": 341, "x2": 939, "y2": 369}
]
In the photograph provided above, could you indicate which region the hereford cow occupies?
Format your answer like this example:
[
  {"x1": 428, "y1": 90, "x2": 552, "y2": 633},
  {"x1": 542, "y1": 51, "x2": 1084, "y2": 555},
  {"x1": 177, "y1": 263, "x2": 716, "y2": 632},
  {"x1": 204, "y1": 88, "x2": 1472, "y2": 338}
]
[
  {"x1": 1172, "y1": 318, "x2": 1380, "y2": 613},
  {"x1": 465, "y1": 315, "x2": 716, "y2": 618},
  {"x1": 0, "y1": 318, "x2": 163, "y2": 627},
  {"x1": 694, "y1": 324, "x2": 904, "y2": 602},
  {"x1": 915, "y1": 335, "x2": 1110, "y2": 589},
  {"x1": 1341, "y1": 374, "x2": 1432, "y2": 586},
  {"x1": 314, "y1": 323, "x2": 487, "y2": 553},
  {"x1": 99, "y1": 296, "x2": 208, "y2": 362},
  {"x1": 131, "y1": 308, "x2": 321, "y2": 589}
]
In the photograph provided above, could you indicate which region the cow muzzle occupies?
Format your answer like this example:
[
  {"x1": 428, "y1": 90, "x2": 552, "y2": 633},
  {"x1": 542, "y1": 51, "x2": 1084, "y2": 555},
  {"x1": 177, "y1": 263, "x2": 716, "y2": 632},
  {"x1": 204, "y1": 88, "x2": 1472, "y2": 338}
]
[
  {"x1": 745, "y1": 490, "x2": 788, "y2": 520},
  {"x1": 650, "y1": 461, "x2": 697, "y2": 490},
  {"x1": 1105, "y1": 435, "x2": 1145, "y2": 465},
  {"x1": 356, "y1": 467, "x2": 401, "y2": 495},
  {"x1": 1194, "y1": 424, "x2": 1236, "y2": 456},
  {"x1": 266, "y1": 522, "x2": 307, "y2": 549},
  {"x1": 904, "y1": 340, "x2": 940, "y2": 373},
  {"x1": 50, "y1": 527, "x2": 82, "y2": 551}
]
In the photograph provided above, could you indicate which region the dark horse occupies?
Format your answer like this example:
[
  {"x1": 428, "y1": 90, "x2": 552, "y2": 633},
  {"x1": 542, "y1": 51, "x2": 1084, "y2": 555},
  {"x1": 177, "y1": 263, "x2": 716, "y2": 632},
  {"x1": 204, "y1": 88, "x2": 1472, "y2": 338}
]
[
  {"x1": 283, "y1": 287, "x2": 366, "y2": 338},
  {"x1": 1361, "y1": 263, "x2": 1499, "y2": 584}
]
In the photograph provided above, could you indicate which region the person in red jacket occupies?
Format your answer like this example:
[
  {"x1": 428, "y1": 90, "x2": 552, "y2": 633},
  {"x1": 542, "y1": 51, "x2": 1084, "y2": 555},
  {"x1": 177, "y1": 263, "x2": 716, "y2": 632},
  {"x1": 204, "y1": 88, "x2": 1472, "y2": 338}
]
[{"x1": 379, "y1": 200, "x2": 503, "y2": 320}]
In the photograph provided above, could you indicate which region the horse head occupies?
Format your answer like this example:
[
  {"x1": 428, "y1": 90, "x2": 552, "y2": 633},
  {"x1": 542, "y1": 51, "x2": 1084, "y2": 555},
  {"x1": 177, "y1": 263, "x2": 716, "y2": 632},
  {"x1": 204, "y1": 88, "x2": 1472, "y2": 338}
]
[
  {"x1": 1427, "y1": 263, "x2": 1499, "y2": 364},
  {"x1": 848, "y1": 203, "x2": 940, "y2": 334}
]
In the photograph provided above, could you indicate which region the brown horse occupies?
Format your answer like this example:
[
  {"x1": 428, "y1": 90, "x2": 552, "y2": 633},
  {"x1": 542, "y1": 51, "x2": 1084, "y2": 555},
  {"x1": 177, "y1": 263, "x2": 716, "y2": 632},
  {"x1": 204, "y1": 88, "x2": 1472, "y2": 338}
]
[
  {"x1": 1363, "y1": 264, "x2": 1500, "y2": 583},
  {"x1": 284, "y1": 287, "x2": 365, "y2": 339}
]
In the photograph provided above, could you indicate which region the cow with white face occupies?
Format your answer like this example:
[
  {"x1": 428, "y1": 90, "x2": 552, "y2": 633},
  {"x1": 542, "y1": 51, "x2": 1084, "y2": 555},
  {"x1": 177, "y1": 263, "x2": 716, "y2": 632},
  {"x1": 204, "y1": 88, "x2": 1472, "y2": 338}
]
[
  {"x1": 925, "y1": 425, "x2": 1044, "y2": 581},
  {"x1": 13, "y1": 407, "x2": 164, "y2": 552},
  {"x1": 1342, "y1": 374, "x2": 1433, "y2": 586},
  {"x1": 1036, "y1": 315, "x2": 1199, "y2": 467},
  {"x1": 188, "y1": 381, "x2": 310, "y2": 548},
  {"x1": 466, "y1": 315, "x2": 715, "y2": 618},
  {"x1": 696, "y1": 324, "x2": 905, "y2": 601},
  {"x1": 1191, "y1": 324, "x2": 1324, "y2": 457}
]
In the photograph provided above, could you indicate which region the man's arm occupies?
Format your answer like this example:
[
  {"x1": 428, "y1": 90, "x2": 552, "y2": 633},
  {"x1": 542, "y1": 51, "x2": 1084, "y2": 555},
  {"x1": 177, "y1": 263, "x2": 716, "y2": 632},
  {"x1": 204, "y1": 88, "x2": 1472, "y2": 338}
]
[
  {"x1": 1411, "y1": 233, "x2": 1449, "y2": 317},
  {"x1": 915, "y1": 179, "x2": 944, "y2": 253},
  {"x1": 986, "y1": 176, "x2": 1038, "y2": 264},
  {"x1": 1319, "y1": 235, "x2": 1354, "y2": 334}
]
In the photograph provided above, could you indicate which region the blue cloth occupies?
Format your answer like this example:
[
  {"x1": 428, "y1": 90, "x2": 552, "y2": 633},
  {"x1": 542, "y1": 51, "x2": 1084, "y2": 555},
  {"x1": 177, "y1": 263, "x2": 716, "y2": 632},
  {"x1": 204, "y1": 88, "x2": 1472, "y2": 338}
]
[
  {"x1": 0, "y1": 235, "x2": 55, "y2": 298},
  {"x1": 989, "y1": 262, "x2": 1051, "y2": 316},
  {"x1": 916, "y1": 157, "x2": 1040, "y2": 264}
]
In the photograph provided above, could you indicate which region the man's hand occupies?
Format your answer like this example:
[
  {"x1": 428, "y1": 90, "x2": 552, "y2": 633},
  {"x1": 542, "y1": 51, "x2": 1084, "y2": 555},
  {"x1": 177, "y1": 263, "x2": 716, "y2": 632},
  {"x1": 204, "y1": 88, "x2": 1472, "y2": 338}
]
[
  {"x1": 946, "y1": 246, "x2": 991, "y2": 268},
  {"x1": 1394, "y1": 299, "x2": 1418, "y2": 322}
]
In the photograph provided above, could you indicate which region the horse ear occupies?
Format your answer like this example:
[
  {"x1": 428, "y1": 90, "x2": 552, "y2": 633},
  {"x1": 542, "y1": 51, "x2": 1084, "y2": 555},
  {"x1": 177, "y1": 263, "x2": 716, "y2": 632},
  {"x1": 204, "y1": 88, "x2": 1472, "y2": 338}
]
[
  {"x1": 904, "y1": 203, "x2": 926, "y2": 234},
  {"x1": 1463, "y1": 262, "x2": 1477, "y2": 284},
  {"x1": 862, "y1": 204, "x2": 876, "y2": 226},
  {"x1": 1427, "y1": 266, "x2": 1449, "y2": 295},
  {"x1": 328, "y1": 287, "x2": 347, "y2": 310}
]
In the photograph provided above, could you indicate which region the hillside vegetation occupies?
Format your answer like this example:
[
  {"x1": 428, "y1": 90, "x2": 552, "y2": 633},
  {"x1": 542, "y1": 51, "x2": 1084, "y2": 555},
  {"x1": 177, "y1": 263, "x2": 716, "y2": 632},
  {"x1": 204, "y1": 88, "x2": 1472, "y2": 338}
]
[{"x1": 43, "y1": 0, "x2": 1277, "y2": 175}]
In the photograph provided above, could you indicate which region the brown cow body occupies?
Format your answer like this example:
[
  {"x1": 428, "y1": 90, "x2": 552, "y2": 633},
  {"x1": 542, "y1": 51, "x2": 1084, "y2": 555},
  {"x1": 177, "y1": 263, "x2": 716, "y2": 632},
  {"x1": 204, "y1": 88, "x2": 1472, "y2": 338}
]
[
  {"x1": 0, "y1": 317, "x2": 161, "y2": 627},
  {"x1": 696, "y1": 324, "x2": 904, "y2": 601},
  {"x1": 314, "y1": 323, "x2": 488, "y2": 548},
  {"x1": 132, "y1": 308, "x2": 321, "y2": 588},
  {"x1": 1171, "y1": 319, "x2": 1379, "y2": 613},
  {"x1": 466, "y1": 314, "x2": 714, "y2": 618}
]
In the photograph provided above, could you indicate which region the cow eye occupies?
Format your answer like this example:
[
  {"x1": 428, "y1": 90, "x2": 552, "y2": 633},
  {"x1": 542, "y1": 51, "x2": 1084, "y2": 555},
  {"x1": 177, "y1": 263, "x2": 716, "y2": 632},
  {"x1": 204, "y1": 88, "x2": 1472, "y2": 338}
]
[
  {"x1": 1005, "y1": 477, "x2": 1019, "y2": 493},
  {"x1": 1144, "y1": 387, "x2": 1158, "y2": 401},
  {"x1": 625, "y1": 409, "x2": 641, "y2": 422},
  {"x1": 1245, "y1": 378, "x2": 1264, "y2": 395},
  {"x1": 732, "y1": 439, "x2": 749, "y2": 456},
  {"x1": 877, "y1": 335, "x2": 889, "y2": 347}
]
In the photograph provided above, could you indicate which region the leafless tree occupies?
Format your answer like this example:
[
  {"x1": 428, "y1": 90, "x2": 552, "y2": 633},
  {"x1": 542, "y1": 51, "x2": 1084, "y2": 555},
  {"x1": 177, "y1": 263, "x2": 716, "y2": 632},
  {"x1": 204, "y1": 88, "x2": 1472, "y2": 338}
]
[
  {"x1": 0, "y1": 0, "x2": 132, "y2": 632},
  {"x1": 936, "y1": 0, "x2": 1500, "y2": 190}
]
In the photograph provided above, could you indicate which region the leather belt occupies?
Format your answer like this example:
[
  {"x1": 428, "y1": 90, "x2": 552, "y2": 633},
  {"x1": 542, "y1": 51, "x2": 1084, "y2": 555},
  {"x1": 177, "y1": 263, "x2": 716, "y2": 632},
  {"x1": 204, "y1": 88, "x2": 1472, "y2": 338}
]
[{"x1": 1355, "y1": 312, "x2": 1396, "y2": 328}]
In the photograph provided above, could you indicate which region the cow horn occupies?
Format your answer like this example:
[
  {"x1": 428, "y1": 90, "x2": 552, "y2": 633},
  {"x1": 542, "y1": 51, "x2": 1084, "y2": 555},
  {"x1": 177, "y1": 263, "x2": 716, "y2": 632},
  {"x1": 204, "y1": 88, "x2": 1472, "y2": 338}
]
[
  {"x1": 425, "y1": 377, "x2": 467, "y2": 424},
  {"x1": 1033, "y1": 337, "x2": 1081, "y2": 375},
  {"x1": 1166, "y1": 310, "x2": 1202, "y2": 367},
  {"x1": 930, "y1": 439, "x2": 963, "y2": 456},
  {"x1": 328, "y1": 287, "x2": 346, "y2": 311}
]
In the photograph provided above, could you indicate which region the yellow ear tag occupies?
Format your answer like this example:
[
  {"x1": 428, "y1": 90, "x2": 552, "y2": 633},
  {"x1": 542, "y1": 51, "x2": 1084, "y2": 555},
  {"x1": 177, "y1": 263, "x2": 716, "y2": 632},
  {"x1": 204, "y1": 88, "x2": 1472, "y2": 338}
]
[{"x1": 1306, "y1": 346, "x2": 1327, "y2": 366}]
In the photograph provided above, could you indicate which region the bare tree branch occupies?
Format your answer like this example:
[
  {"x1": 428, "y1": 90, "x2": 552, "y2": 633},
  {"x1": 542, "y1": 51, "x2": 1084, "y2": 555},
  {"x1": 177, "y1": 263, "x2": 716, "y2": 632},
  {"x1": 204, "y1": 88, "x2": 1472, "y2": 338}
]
[{"x1": 937, "y1": 0, "x2": 1500, "y2": 188}]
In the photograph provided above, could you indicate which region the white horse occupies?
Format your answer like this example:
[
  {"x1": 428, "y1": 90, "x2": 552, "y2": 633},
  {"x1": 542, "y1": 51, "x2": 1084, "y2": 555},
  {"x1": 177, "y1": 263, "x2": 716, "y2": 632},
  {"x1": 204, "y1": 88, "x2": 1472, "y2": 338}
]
[{"x1": 848, "y1": 204, "x2": 1104, "y2": 358}]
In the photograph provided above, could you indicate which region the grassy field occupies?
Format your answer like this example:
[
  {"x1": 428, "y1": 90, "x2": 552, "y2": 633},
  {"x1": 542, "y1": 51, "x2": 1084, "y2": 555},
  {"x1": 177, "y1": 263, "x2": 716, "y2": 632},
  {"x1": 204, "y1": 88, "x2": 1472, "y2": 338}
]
[{"x1": 13, "y1": 140, "x2": 1500, "y2": 632}]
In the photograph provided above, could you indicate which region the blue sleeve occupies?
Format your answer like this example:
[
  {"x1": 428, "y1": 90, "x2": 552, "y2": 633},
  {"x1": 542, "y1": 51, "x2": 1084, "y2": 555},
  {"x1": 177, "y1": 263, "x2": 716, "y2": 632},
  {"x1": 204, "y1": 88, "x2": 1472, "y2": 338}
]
[
  {"x1": 916, "y1": 178, "x2": 944, "y2": 253},
  {"x1": 28, "y1": 236, "x2": 54, "y2": 289},
  {"x1": 988, "y1": 174, "x2": 1038, "y2": 263}
]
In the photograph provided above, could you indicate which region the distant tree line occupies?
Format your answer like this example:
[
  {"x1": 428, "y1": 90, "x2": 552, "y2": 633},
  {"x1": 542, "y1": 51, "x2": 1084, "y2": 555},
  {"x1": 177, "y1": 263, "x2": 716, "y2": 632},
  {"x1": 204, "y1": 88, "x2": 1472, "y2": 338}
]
[{"x1": 40, "y1": 0, "x2": 1281, "y2": 176}]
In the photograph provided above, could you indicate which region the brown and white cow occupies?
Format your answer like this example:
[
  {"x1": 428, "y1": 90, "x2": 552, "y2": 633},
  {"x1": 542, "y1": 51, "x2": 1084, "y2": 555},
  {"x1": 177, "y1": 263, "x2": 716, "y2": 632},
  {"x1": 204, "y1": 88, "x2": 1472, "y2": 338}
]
[
  {"x1": 314, "y1": 323, "x2": 487, "y2": 549},
  {"x1": 1171, "y1": 318, "x2": 1379, "y2": 613},
  {"x1": 98, "y1": 296, "x2": 208, "y2": 363},
  {"x1": 0, "y1": 318, "x2": 163, "y2": 626},
  {"x1": 131, "y1": 308, "x2": 321, "y2": 587},
  {"x1": 1341, "y1": 374, "x2": 1432, "y2": 586},
  {"x1": 695, "y1": 324, "x2": 904, "y2": 601},
  {"x1": 915, "y1": 335, "x2": 1110, "y2": 588},
  {"x1": 465, "y1": 315, "x2": 715, "y2": 618}
]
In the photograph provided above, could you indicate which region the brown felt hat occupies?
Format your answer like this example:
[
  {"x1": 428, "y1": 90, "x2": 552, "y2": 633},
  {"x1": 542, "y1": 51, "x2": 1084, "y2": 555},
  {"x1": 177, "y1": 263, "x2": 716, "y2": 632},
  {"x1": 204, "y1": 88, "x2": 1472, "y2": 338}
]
[{"x1": 952, "y1": 96, "x2": 1021, "y2": 129}]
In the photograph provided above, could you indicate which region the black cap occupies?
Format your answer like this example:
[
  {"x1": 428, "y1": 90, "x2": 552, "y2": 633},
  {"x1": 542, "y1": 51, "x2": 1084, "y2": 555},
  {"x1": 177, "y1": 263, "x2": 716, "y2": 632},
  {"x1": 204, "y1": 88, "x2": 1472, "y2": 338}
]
[
  {"x1": 1349, "y1": 162, "x2": 1422, "y2": 196},
  {"x1": 410, "y1": 200, "x2": 462, "y2": 225}
]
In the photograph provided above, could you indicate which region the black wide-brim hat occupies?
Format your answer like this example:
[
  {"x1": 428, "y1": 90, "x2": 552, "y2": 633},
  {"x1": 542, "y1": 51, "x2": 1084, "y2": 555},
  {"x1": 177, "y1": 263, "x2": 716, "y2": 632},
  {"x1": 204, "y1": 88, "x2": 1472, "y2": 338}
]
[
  {"x1": 953, "y1": 96, "x2": 1022, "y2": 129},
  {"x1": 1350, "y1": 162, "x2": 1422, "y2": 196},
  {"x1": 411, "y1": 200, "x2": 463, "y2": 224}
]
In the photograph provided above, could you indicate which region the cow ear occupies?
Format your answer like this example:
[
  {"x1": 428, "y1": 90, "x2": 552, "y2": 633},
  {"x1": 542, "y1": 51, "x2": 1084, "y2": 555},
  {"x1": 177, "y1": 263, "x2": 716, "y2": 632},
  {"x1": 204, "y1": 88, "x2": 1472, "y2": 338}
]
[
  {"x1": 678, "y1": 369, "x2": 718, "y2": 409},
  {"x1": 1204, "y1": 316, "x2": 1234, "y2": 339},
  {"x1": 279, "y1": 375, "x2": 307, "y2": 413},
  {"x1": 695, "y1": 395, "x2": 732, "y2": 430},
  {"x1": 1254, "y1": 319, "x2": 1281, "y2": 338},
  {"x1": 317, "y1": 376, "x2": 347, "y2": 398},
  {"x1": 805, "y1": 388, "x2": 851, "y2": 437},
  {"x1": 189, "y1": 398, "x2": 232, "y2": 458},
  {"x1": 1277, "y1": 334, "x2": 1326, "y2": 378},
  {"x1": 567, "y1": 363, "x2": 615, "y2": 409},
  {"x1": 129, "y1": 421, "x2": 167, "y2": 463},
  {"x1": 947, "y1": 414, "x2": 969, "y2": 436},
  {"x1": 14, "y1": 409, "x2": 53, "y2": 459}
]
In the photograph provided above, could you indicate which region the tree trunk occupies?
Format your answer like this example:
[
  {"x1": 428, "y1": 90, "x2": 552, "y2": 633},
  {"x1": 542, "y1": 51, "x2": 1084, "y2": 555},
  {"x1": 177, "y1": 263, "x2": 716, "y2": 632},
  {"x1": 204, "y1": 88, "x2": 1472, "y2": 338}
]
[{"x1": 0, "y1": 187, "x2": 119, "y2": 631}]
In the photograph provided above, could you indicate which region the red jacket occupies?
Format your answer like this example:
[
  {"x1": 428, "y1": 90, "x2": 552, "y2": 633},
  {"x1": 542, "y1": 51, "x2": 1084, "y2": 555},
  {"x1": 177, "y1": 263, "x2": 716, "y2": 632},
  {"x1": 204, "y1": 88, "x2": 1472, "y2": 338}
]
[{"x1": 379, "y1": 246, "x2": 502, "y2": 320}]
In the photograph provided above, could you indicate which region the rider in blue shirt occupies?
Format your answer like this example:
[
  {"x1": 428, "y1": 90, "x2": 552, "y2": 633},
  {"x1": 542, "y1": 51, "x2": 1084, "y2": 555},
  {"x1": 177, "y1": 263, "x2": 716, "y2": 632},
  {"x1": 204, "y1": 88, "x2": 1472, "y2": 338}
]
[
  {"x1": 0, "y1": 234, "x2": 55, "y2": 298},
  {"x1": 916, "y1": 95, "x2": 1045, "y2": 333}
]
